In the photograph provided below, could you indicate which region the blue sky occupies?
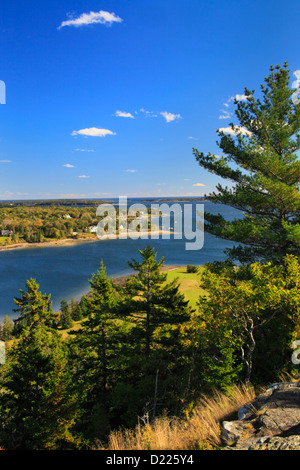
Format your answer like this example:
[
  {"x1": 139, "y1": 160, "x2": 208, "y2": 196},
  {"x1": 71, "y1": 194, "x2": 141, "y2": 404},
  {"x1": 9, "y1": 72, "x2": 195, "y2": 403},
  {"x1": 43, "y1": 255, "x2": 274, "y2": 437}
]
[{"x1": 0, "y1": 0, "x2": 299, "y2": 200}]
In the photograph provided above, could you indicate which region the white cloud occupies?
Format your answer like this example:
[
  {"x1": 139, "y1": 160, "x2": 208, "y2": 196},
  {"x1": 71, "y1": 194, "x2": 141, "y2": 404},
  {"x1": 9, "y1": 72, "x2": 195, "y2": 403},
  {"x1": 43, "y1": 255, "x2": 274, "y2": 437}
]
[
  {"x1": 221, "y1": 94, "x2": 248, "y2": 115},
  {"x1": 193, "y1": 183, "x2": 205, "y2": 187},
  {"x1": 0, "y1": 160, "x2": 11, "y2": 163},
  {"x1": 58, "y1": 10, "x2": 123, "y2": 29},
  {"x1": 77, "y1": 175, "x2": 90, "y2": 179},
  {"x1": 139, "y1": 109, "x2": 182, "y2": 122},
  {"x1": 63, "y1": 164, "x2": 75, "y2": 168},
  {"x1": 124, "y1": 169, "x2": 137, "y2": 173},
  {"x1": 74, "y1": 148, "x2": 95, "y2": 152},
  {"x1": 71, "y1": 127, "x2": 116, "y2": 137},
  {"x1": 293, "y1": 70, "x2": 300, "y2": 80},
  {"x1": 114, "y1": 110, "x2": 134, "y2": 119},
  {"x1": 219, "y1": 110, "x2": 232, "y2": 120},
  {"x1": 218, "y1": 126, "x2": 252, "y2": 136},
  {"x1": 187, "y1": 136, "x2": 198, "y2": 140},
  {"x1": 234, "y1": 94, "x2": 248, "y2": 101},
  {"x1": 160, "y1": 111, "x2": 182, "y2": 123}
]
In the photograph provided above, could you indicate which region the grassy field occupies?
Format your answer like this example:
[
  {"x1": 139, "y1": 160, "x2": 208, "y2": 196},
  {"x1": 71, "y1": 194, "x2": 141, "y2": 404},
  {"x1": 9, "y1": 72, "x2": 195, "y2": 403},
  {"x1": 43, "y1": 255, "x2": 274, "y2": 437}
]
[{"x1": 165, "y1": 266, "x2": 207, "y2": 309}]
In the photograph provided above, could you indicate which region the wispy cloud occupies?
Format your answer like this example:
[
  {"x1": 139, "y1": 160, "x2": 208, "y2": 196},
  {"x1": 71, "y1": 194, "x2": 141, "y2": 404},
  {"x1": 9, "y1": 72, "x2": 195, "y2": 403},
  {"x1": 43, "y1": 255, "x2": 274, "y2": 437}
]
[
  {"x1": 220, "y1": 94, "x2": 248, "y2": 119},
  {"x1": 77, "y1": 175, "x2": 90, "y2": 178},
  {"x1": 94, "y1": 192, "x2": 111, "y2": 196},
  {"x1": 187, "y1": 136, "x2": 198, "y2": 141},
  {"x1": 114, "y1": 110, "x2": 134, "y2": 119},
  {"x1": 124, "y1": 169, "x2": 137, "y2": 173},
  {"x1": 219, "y1": 110, "x2": 232, "y2": 120},
  {"x1": 160, "y1": 111, "x2": 182, "y2": 123},
  {"x1": 60, "y1": 193, "x2": 88, "y2": 198},
  {"x1": 0, "y1": 160, "x2": 11, "y2": 163},
  {"x1": 74, "y1": 148, "x2": 95, "y2": 152},
  {"x1": 139, "y1": 109, "x2": 182, "y2": 122},
  {"x1": 71, "y1": 127, "x2": 116, "y2": 137},
  {"x1": 0, "y1": 191, "x2": 14, "y2": 198},
  {"x1": 58, "y1": 10, "x2": 123, "y2": 29},
  {"x1": 63, "y1": 164, "x2": 75, "y2": 168},
  {"x1": 140, "y1": 108, "x2": 158, "y2": 118},
  {"x1": 193, "y1": 183, "x2": 205, "y2": 187}
]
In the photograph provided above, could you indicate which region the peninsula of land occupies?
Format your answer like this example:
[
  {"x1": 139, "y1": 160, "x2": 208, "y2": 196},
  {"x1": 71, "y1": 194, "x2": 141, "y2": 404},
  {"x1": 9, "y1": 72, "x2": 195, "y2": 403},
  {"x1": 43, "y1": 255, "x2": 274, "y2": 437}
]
[{"x1": 0, "y1": 200, "x2": 177, "y2": 251}]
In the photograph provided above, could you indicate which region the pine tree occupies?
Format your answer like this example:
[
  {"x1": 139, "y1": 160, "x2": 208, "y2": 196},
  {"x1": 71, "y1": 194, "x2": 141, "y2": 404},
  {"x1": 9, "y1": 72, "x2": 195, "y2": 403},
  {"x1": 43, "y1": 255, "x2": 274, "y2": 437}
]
[
  {"x1": 59, "y1": 299, "x2": 73, "y2": 329},
  {"x1": 124, "y1": 245, "x2": 191, "y2": 357},
  {"x1": 13, "y1": 278, "x2": 56, "y2": 334},
  {"x1": 116, "y1": 246, "x2": 193, "y2": 419},
  {"x1": 69, "y1": 262, "x2": 123, "y2": 439},
  {"x1": 193, "y1": 63, "x2": 300, "y2": 264},
  {"x1": 1, "y1": 315, "x2": 13, "y2": 341},
  {"x1": 0, "y1": 324, "x2": 79, "y2": 449}
]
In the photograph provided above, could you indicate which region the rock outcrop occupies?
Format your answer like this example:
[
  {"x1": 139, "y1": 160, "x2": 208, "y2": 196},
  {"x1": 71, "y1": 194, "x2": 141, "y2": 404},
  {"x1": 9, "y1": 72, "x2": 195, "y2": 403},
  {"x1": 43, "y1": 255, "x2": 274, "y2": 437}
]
[{"x1": 222, "y1": 382, "x2": 300, "y2": 450}]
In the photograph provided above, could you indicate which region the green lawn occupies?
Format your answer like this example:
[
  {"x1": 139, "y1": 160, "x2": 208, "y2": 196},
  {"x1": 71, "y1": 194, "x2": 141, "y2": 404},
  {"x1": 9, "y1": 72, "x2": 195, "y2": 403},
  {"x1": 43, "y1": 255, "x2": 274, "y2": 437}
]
[{"x1": 165, "y1": 266, "x2": 207, "y2": 309}]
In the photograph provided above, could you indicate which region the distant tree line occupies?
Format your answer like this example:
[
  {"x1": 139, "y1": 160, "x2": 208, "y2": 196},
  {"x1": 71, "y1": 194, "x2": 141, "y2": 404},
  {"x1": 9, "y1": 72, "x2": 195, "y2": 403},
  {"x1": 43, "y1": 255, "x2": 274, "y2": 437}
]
[{"x1": 0, "y1": 206, "x2": 99, "y2": 244}]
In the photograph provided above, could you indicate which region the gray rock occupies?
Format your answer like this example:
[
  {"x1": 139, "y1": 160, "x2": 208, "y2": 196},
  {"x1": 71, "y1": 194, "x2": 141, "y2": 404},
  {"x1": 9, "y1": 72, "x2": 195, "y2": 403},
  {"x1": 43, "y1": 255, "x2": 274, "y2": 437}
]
[{"x1": 222, "y1": 382, "x2": 300, "y2": 450}]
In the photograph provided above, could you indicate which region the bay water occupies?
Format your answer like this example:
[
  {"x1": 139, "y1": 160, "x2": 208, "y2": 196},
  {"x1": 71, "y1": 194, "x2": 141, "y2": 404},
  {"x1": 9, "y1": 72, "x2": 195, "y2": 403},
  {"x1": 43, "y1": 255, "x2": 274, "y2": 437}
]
[{"x1": 0, "y1": 200, "x2": 242, "y2": 321}]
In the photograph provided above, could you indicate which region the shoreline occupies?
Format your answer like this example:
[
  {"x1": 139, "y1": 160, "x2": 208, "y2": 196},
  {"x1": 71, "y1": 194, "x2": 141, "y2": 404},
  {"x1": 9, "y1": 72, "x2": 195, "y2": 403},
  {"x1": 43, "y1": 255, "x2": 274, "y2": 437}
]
[{"x1": 0, "y1": 230, "x2": 175, "y2": 252}]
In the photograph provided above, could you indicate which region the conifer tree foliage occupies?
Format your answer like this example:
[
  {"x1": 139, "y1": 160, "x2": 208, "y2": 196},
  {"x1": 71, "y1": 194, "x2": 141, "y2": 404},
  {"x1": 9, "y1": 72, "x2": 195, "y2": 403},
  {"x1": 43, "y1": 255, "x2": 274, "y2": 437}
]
[
  {"x1": 124, "y1": 245, "x2": 191, "y2": 357},
  {"x1": 0, "y1": 315, "x2": 13, "y2": 341},
  {"x1": 69, "y1": 262, "x2": 124, "y2": 439},
  {"x1": 193, "y1": 63, "x2": 300, "y2": 264},
  {"x1": 114, "y1": 246, "x2": 193, "y2": 421},
  {"x1": 0, "y1": 301, "x2": 79, "y2": 449},
  {"x1": 13, "y1": 278, "x2": 56, "y2": 334}
]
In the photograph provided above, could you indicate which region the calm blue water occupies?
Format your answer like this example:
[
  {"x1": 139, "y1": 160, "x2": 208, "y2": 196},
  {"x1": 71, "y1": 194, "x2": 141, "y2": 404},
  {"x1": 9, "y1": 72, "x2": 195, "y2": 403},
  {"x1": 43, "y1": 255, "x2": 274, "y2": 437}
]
[{"x1": 0, "y1": 201, "x2": 242, "y2": 321}]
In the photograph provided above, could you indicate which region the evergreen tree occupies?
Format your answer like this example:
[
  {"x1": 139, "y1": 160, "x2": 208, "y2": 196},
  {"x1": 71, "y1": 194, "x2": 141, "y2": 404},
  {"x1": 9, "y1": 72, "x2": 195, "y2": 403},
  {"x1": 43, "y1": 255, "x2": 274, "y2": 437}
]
[
  {"x1": 60, "y1": 299, "x2": 69, "y2": 315},
  {"x1": 59, "y1": 299, "x2": 73, "y2": 329},
  {"x1": 0, "y1": 315, "x2": 13, "y2": 341},
  {"x1": 0, "y1": 324, "x2": 79, "y2": 449},
  {"x1": 124, "y1": 245, "x2": 191, "y2": 357},
  {"x1": 60, "y1": 309, "x2": 74, "y2": 330},
  {"x1": 13, "y1": 278, "x2": 56, "y2": 335},
  {"x1": 69, "y1": 262, "x2": 124, "y2": 440},
  {"x1": 116, "y1": 246, "x2": 193, "y2": 419},
  {"x1": 193, "y1": 63, "x2": 300, "y2": 264}
]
